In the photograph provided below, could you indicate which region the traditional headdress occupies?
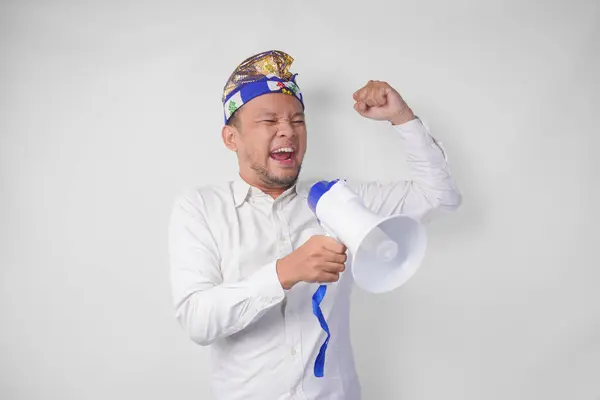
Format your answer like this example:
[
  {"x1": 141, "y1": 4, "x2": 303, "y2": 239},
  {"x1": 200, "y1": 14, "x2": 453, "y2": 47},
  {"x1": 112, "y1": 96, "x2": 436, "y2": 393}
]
[{"x1": 222, "y1": 50, "x2": 304, "y2": 124}]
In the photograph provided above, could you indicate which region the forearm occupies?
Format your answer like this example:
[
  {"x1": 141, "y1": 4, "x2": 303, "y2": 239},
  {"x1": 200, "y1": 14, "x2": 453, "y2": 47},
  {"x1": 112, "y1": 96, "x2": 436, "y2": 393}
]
[
  {"x1": 394, "y1": 117, "x2": 462, "y2": 212},
  {"x1": 173, "y1": 260, "x2": 285, "y2": 346}
]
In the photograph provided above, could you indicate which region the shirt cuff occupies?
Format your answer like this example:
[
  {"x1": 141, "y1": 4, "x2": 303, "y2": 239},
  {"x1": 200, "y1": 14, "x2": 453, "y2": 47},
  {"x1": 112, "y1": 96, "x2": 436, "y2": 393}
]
[{"x1": 248, "y1": 261, "x2": 286, "y2": 306}]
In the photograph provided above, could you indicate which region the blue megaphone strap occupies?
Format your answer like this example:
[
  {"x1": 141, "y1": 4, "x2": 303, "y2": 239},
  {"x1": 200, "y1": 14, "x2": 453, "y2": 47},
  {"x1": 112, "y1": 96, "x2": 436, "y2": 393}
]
[{"x1": 312, "y1": 284, "x2": 330, "y2": 377}]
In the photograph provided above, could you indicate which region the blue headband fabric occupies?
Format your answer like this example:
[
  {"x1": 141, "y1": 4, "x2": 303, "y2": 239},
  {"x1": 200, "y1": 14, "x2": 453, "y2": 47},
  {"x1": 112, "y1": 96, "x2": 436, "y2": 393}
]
[{"x1": 223, "y1": 74, "x2": 304, "y2": 123}]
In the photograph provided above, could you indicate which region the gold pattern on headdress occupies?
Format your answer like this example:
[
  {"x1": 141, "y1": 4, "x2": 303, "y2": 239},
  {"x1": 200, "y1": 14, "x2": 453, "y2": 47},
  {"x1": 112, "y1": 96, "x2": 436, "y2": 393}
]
[{"x1": 222, "y1": 50, "x2": 295, "y2": 102}]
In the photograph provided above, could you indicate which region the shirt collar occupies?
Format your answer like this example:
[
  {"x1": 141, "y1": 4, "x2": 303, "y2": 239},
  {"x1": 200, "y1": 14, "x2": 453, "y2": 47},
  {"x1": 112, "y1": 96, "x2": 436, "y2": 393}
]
[
  {"x1": 232, "y1": 177, "x2": 251, "y2": 207},
  {"x1": 231, "y1": 176, "x2": 312, "y2": 207}
]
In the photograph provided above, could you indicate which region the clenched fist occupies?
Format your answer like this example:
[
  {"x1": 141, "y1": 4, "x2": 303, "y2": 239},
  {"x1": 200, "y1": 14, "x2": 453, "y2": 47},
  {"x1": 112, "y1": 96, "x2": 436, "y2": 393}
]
[
  {"x1": 276, "y1": 235, "x2": 347, "y2": 290},
  {"x1": 353, "y1": 80, "x2": 415, "y2": 125}
]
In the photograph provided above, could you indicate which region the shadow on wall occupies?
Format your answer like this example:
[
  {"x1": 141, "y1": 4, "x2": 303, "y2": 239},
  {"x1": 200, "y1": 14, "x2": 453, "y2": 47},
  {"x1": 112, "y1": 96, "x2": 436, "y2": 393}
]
[{"x1": 415, "y1": 100, "x2": 481, "y2": 238}]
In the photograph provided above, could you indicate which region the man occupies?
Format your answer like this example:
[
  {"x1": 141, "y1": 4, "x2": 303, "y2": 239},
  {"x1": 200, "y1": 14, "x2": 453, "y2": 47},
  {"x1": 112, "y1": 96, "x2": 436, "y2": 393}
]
[{"x1": 169, "y1": 50, "x2": 461, "y2": 400}]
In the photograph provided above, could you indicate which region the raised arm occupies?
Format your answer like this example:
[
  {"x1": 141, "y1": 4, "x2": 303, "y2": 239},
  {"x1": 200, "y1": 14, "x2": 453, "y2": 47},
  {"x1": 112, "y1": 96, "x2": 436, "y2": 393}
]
[{"x1": 346, "y1": 80, "x2": 461, "y2": 220}]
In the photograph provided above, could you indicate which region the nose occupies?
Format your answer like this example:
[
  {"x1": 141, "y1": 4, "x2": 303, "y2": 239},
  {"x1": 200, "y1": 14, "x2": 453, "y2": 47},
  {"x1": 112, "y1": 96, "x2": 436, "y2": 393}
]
[{"x1": 276, "y1": 120, "x2": 295, "y2": 137}]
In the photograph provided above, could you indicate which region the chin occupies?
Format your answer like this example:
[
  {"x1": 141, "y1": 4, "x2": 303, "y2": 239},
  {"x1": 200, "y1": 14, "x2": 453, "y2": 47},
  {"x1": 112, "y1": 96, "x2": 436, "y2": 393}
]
[
  {"x1": 273, "y1": 170, "x2": 299, "y2": 185},
  {"x1": 267, "y1": 166, "x2": 301, "y2": 187},
  {"x1": 253, "y1": 159, "x2": 302, "y2": 187}
]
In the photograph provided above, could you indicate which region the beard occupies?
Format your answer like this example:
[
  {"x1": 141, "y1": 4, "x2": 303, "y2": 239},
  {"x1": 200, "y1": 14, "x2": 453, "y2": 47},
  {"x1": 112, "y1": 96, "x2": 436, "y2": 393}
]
[{"x1": 251, "y1": 162, "x2": 302, "y2": 189}]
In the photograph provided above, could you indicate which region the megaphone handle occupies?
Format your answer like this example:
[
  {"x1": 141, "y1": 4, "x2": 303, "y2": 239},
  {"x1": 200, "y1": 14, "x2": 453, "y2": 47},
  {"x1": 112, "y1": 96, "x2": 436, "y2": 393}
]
[
  {"x1": 320, "y1": 222, "x2": 340, "y2": 242},
  {"x1": 319, "y1": 222, "x2": 349, "y2": 284}
]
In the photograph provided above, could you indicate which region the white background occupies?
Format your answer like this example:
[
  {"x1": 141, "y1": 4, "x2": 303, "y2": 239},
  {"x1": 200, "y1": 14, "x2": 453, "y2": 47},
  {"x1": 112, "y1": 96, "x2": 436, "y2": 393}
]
[{"x1": 1, "y1": 1, "x2": 599, "y2": 399}]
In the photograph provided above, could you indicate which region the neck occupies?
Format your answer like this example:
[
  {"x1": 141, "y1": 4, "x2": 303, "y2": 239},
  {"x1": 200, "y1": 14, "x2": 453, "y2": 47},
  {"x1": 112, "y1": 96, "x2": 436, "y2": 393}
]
[
  {"x1": 260, "y1": 186, "x2": 287, "y2": 199},
  {"x1": 238, "y1": 173, "x2": 291, "y2": 199}
]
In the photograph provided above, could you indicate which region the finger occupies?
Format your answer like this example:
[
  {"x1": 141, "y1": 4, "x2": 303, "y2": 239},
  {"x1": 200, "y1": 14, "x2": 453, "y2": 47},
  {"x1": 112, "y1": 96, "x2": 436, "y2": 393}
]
[
  {"x1": 374, "y1": 87, "x2": 388, "y2": 106},
  {"x1": 323, "y1": 252, "x2": 347, "y2": 264},
  {"x1": 353, "y1": 80, "x2": 374, "y2": 101},
  {"x1": 317, "y1": 271, "x2": 341, "y2": 283},
  {"x1": 321, "y1": 238, "x2": 347, "y2": 254},
  {"x1": 364, "y1": 96, "x2": 379, "y2": 107},
  {"x1": 353, "y1": 87, "x2": 368, "y2": 102},
  {"x1": 354, "y1": 102, "x2": 368, "y2": 114},
  {"x1": 363, "y1": 88, "x2": 387, "y2": 107},
  {"x1": 322, "y1": 261, "x2": 346, "y2": 273}
]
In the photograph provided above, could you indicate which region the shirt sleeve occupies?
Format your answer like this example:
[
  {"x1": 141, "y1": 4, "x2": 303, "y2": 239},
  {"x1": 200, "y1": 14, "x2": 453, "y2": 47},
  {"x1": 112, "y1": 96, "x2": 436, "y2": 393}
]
[
  {"x1": 346, "y1": 117, "x2": 462, "y2": 222},
  {"x1": 168, "y1": 191, "x2": 285, "y2": 346}
]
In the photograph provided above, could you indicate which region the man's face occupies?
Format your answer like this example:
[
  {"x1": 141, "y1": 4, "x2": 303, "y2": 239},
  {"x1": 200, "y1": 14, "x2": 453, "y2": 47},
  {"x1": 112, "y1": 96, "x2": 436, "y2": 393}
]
[{"x1": 223, "y1": 93, "x2": 307, "y2": 188}]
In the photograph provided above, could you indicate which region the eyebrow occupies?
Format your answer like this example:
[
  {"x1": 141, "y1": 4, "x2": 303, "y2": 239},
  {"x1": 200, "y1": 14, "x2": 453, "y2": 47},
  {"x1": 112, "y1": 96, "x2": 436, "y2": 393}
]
[
  {"x1": 256, "y1": 111, "x2": 277, "y2": 118},
  {"x1": 255, "y1": 111, "x2": 305, "y2": 119}
]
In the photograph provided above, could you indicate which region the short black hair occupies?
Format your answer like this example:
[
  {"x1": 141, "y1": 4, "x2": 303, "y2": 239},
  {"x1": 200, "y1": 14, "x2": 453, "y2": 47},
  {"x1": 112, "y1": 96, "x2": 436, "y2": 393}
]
[{"x1": 226, "y1": 109, "x2": 240, "y2": 128}]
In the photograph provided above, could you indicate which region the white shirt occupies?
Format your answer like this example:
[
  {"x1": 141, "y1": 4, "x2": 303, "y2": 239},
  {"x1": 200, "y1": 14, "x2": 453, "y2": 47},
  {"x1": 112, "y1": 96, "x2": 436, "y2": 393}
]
[{"x1": 168, "y1": 118, "x2": 462, "y2": 400}]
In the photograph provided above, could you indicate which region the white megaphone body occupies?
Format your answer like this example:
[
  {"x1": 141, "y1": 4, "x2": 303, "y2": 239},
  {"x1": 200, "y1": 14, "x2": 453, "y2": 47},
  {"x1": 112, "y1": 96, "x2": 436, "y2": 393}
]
[{"x1": 307, "y1": 179, "x2": 427, "y2": 293}]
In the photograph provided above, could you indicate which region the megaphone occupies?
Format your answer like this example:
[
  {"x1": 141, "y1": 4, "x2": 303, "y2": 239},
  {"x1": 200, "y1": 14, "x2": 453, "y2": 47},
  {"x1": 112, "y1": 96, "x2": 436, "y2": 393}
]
[{"x1": 308, "y1": 179, "x2": 427, "y2": 293}]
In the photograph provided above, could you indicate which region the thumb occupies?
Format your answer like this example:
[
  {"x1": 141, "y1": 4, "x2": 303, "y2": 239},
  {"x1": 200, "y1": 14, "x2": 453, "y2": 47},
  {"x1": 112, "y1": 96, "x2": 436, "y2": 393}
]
[{"x1": 354, "y1": 101, "x2": 368, "y2": 115}]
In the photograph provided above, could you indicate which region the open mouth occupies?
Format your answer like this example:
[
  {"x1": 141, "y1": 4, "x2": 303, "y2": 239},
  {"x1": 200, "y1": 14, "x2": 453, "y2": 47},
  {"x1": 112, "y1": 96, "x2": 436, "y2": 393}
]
[{"x1": 270, "y1": 147, "x2": 295, "y2": 165}]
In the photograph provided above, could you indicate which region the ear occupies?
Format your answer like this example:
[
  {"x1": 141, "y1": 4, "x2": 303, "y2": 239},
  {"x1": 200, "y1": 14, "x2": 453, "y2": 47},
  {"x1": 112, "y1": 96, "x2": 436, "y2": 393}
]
[{"x1": 222, "y1": 125, "x2": 238, "y2": 152}]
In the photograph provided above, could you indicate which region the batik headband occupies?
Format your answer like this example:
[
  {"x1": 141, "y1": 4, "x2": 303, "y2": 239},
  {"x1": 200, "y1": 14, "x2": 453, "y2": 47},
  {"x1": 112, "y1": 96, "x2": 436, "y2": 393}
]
[{"x1": 222, "y1": 50, "x2": 305, "y2": 124}]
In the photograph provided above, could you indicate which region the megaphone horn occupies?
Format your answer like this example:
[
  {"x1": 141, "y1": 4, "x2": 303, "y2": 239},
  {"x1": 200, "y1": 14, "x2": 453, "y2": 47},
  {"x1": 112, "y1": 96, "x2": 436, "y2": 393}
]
[{"x1": 308, "y1": 179, "x2": 427, "y2": 294}]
